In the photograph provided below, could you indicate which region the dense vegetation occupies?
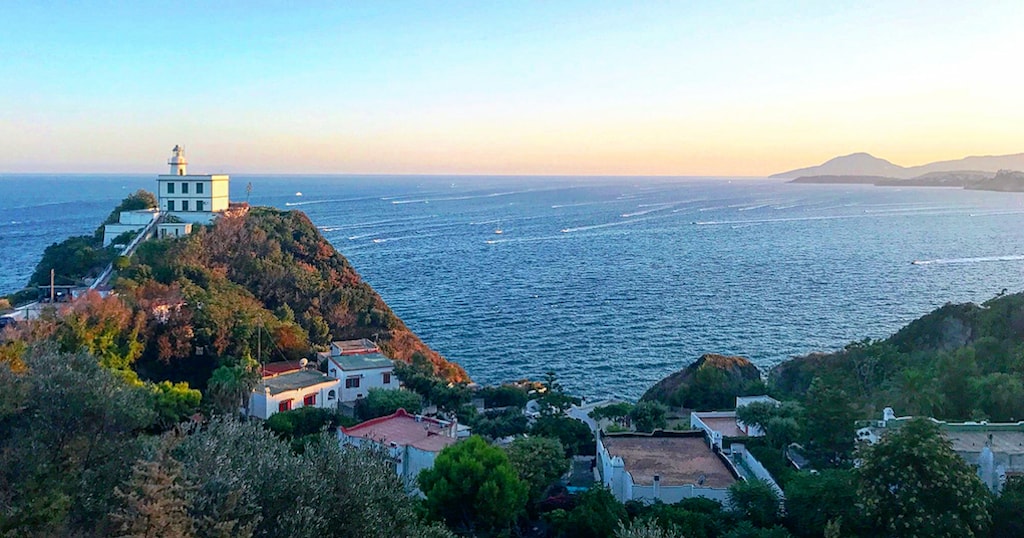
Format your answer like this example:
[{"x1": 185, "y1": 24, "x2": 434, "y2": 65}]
[
  {"x1": 770, "y1": 292, "x2": 1024, "y2": 422},
  {"x1": 0, "y1": 347, "x2": 450, "y2": 537}
]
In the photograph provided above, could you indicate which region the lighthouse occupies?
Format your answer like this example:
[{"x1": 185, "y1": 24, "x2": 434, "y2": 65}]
[
  {"x1": 157, "y1": 145, "x2": 231, "y2": 224},
  {"x1": 168, "y1": 145, "x2": 188, "y2": 175}
]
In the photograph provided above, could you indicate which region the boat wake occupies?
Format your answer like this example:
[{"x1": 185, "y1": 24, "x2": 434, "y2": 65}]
[{"x1": 911, "y1": 255, "x2": 1024, "y2": 266}]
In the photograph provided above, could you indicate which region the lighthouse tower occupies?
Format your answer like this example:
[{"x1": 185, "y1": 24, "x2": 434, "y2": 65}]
[
  {"x1": 157, "y1": 145, "x2": 231, "y2": 225},
  {"x1": 168, "y1": 145, "x2": 188, "y2": 175}
]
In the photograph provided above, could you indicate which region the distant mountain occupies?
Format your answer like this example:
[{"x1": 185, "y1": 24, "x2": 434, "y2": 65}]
[
  {"x1": 771, "y1": 153, "x2": 904, "y2": 179},
  {"x1": 905, "y1": 154, "x2": 1024, "y2": 177},
  {"x1": 772, "y1": 152, "x2": 1024, "y2": 179}
]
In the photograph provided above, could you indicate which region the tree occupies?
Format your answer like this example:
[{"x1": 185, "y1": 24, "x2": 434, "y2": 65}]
[
  {"x1": 616, "y1": 520, "x2": 681, "y2": 538},
  {"x1": 546, "y1": 487, "x2": 627, "y2": 538},
  {"x1": 991, "y1": 476, "x2": 1024, "y2": 538},
  {"x1": 477, "y1": 384, "x2": 529, "y2": 408},
  {"x1": 505, "y1": 436, "x2": 569, "y2": 502},
  {"x1": 802, "y1": 377, "x2": 856, "y2": 467},
  {"x1": 176, "y1": 417, "x2": 450, "y2": 538},
  {"x1": 536, "y1": 371, "x2": 579, "y2": 416},
  {"x1": 471, "y1": 407, "x2": 529, "y2": 439},
  {"x1": 530, "y1": 416, "x2": 596, "y2": 457},
  {"x1": 628, "y1": 499, "x2": 728, "y2": 538},
  {"x1": 418, "y1": 435, "x2": 527, "y2": 536},
  {"x1": 856, "y1": 418, "x2": 991, "y2": 537},
  {"x1": 355, "y1": 387, "x2": 423, "y2": 420},
  {"x1": 111, "y1": 447, "x2": 194, "y2": 538},
  {"x1": 589, "y1": 402, "x2": 634, "y2": 424},
  {"x1": 723, "y1": 521, "x2": 793, "y2": 538},
  {"x1": 206, "y1": 355, "x2": 259, "y2": 415},
  {"x1": 629, "y1": 401, "x2": 667, "y2": 432},
  {"x1": 0, "y1": 348, "x2": 155, "y2": 535},
  {"x1": 783, "y1": 470, "x2": 859, "y2": 538},
  {"x1": 56, "y1": 291, "x2": 146, "y2": 372},
  {"x1": 727, "y1": 479, "x2": 781, "y2": 528}
]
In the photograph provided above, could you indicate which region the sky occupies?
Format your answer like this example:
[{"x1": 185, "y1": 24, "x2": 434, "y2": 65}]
[{"x1": 2, "y1": 1, "x2": 1023, "y2": 176}]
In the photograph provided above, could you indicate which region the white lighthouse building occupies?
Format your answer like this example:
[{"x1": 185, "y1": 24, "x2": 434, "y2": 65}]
[{"x1": 157, "y1": 145, "x2": 230, "y2": 224}]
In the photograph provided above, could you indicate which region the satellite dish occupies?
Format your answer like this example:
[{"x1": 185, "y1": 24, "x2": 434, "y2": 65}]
[{"x1": 299, "y1": 358, "x2": 309, "y2": 369}]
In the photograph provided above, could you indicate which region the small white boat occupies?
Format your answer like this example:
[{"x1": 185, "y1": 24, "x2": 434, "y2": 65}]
[
  {"x1": 295, "y1": 192, "x2": 303, "y2": 196},
  {"x1": 494, "y1": 229, "x2": 503, "y2": 235}
]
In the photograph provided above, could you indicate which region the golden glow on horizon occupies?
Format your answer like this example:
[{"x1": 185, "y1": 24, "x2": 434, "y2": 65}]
[{"x1": 2, "y1": 3, "x2": 1023, "y2": 176}]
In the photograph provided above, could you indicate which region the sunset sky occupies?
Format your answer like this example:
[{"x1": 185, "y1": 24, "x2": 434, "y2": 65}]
[{"x1": 3, "y1": 1, "x2": 1023, "y2": 176}]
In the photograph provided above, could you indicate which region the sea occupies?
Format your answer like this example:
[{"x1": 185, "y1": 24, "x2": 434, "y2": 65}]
[{"x1": 3, "y1": 174, "x2": 1024, "y2": 400}]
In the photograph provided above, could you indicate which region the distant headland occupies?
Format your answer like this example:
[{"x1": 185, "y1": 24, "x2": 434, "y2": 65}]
[{"x1": 773, "y1": 152, "x2": 1024, "y2": 192}]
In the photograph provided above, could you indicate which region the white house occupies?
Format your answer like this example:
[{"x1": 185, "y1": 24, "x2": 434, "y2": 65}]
[
  {"x1": 157, "y1": 145, "x2": 230, "y2": 224},
  {"x1": 326, "y1": 351, "x2": 397, "y2": 403},
  {"x1": 338, "y1": 409, "x2": 461, "y2": 491},
  {"x1": 102, "y1": 208, "x2": 160, "y2": 247},
  {"x1": 248, "y1": 369, "x2": 341, "y2": 419},
  {"x1": 857, "y1": 407, "x2": 1024, "y2": 492},
  {"x1": 691, "y1": 395, "x2": 780, "y2": 449},
  {"x1": 598, "y1": 432, "x2": 739, "y2": 504}
]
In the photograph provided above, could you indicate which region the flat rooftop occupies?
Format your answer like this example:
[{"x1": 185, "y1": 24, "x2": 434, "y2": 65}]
[
  {"x1": 330, "y1": 352, "x2": 393, "y2": 371},
  {"x1": 698, "y1": 416, "x2": 746, "y2": 437},
  {"x1": 946, "y1": 430, "x2": 1024, "y2": 455},
  {"x1": 258, "y1": 370, "x2": 336, "y2": 395},
  {"x1": 341, "y1": 409, "x2": 457, "y2": 453},
  {"x1": 603, "y1": 435, "x2": 737, "y2": 489},
  {"x1": 332, "y1": 338, "x2": 380, "y2": 354}
]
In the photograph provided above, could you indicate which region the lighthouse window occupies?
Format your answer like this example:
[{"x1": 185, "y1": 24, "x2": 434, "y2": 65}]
[
  {"x1": 167, "y1": 183, "x2": 175, "y2": 194},
  {"x1": 182, "y1": 200, "x2": 189, "y2": 211},
  {"x1": 167, "y1": 200, "x2": 175, "y2": 211},
  {"x1": 196, "y1": 200, "x2": 205, "y2": 211},
  {"x1": 182, "y1": 183, "x2": 189, "y2": 194},
  {"x1": 196, "y1": 182, "x2": 204, "y2": 194}
]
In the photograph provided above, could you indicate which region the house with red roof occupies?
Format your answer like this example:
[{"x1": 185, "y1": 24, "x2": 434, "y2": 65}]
[{"x1": 338, "y1": 409, "x2": 466, "y2": 491}]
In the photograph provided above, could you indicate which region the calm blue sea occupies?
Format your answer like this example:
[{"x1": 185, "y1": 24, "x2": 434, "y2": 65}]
[{"x1": 3, "y1": 174, "x2": 1024, "y2": 399}]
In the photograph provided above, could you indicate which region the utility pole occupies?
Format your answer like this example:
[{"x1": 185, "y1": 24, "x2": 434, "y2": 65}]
[{"x1": 50, "y1": 269, "x2": 55, "y2": 303}]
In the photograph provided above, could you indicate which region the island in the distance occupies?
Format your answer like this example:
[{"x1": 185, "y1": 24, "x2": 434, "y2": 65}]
[{"x1": 774, "y1": 152, "x2": 1024, "y2": 192}]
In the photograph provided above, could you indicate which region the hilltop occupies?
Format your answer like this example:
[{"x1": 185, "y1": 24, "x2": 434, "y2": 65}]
[
  {"x1": 4, "y1": 198, "x2": 468, "y2": 390},
  {"x1": 772, "y1": 151, "x2": 1024, "y2": 180},
  {"x1": 641, "y1": 353, "x2": 764, "y2": 410}
]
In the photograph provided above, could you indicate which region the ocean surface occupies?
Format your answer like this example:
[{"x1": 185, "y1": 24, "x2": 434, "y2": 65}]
[{"x1": 3, "y1": 174, "x2": 1024, "y2": 399}]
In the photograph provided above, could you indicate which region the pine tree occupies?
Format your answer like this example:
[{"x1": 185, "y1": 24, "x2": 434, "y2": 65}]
[{"x1": 112, "y1": 449, "x2": 194, "y2": 538}]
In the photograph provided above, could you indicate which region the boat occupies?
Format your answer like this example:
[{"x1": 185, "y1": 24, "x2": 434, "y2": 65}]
[
  {"x1": 494, "y1": 229, "x2": 503, "y2": 235},
  {"x1": 295, "y1": 191, "x2": 303, "y2": 196}
]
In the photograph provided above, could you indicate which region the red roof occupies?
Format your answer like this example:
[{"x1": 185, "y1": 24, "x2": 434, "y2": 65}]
[
  {"x1": 261, "y1": 360, "x2": 305, "y2": 377},
  {"x1": 340, "y1": 409, "x2": 458, "y2": 453}
]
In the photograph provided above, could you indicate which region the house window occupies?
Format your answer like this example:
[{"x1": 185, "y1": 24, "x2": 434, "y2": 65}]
[
  {"x1": 346, "y1": 377, "x2": 360, "y2": 389},
  {"x1": 196, "y1": 182, "x2": 204, "y2": 194},
  {"x1": 182, "y1": 182, "x2": 189, "y2": 194},
  {"x1": 196, "y1": 200, "x2": 205, "y2": 212},
  {"x1": 182, "y1": 200, "x2": 189, "y2": 211},
  {"x1": 167, "y1": 183, "x2": 175, "y2": 194},
  {"x1": 303, "y1": 393, "x2": 316, "y2": 406},
  {"x1": 382, "y1": 372, "x2": 392, "y2": 384},
  {"x1": 167, "y1": 200, "x2": 175, "y2": 211},
  {"x1": 330, "y1": 369, "x2": 337, "y2": 377},
  {"x1": 278, "y1": 399, "x2": 292, "y2": 412},
  {"x1": 328, "y1": 390, "x2": 336, "y2": 401}
]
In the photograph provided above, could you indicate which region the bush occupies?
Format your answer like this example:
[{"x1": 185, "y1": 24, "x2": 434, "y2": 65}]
[
  {"x1": 354, "y1": 388, "x2": 423, "y2": 420},
  {"x1": 530, "y1": 416, "x2": 595, "y2": 457}
]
